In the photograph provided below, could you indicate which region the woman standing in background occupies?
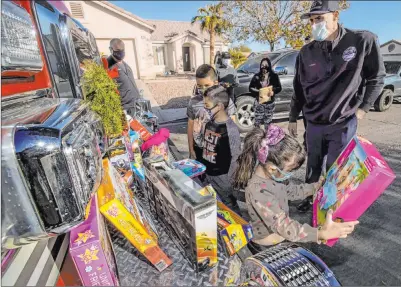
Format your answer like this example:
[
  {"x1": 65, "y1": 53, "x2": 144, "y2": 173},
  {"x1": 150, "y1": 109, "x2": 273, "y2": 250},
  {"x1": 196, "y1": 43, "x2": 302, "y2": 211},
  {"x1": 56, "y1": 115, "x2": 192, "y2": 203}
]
[{"x1": 249, "y1": 58, "x2": 282, "y2": 129}]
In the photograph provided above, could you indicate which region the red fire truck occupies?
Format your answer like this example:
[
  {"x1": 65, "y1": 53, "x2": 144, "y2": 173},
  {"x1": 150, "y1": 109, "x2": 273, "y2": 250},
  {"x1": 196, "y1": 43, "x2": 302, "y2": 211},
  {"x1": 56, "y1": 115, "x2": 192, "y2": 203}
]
[{"x1": 2, "y1": 1, "x2": 104, "y2": 285}]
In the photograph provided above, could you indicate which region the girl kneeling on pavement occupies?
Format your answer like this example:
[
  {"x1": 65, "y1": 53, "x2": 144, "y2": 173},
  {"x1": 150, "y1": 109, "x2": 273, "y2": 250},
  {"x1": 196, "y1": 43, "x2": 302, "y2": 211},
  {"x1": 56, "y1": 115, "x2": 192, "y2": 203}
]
[{"x1": 233, "y1": 125, "x2": 359, "y2": 253}]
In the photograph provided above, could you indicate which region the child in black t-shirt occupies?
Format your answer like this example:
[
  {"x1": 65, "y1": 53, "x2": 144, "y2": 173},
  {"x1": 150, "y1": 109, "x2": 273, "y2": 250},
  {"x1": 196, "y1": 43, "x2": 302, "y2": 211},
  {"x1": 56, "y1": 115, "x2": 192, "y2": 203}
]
[{"x1": 201, "y1": 85, "x2": 241, "y2": 211}]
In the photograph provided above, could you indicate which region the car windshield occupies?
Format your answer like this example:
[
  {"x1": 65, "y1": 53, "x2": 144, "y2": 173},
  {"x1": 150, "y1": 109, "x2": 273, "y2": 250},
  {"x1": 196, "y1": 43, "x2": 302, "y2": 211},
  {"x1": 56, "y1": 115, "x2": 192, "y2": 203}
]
[
  {"x1": 384, "y1": 61, "x2": 401, "y2": 74},
  {"x1": 237, "y1": 53, "x2": 280, "y2": 73}
]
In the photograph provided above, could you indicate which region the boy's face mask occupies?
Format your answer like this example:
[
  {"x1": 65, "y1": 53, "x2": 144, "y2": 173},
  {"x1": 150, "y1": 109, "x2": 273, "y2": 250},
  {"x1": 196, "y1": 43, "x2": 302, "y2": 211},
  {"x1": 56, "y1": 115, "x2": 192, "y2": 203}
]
[
  {"x1": 204, "y1": 104, "x2": 219, "y2": 121},
  {"x1": 196, "y1": 79, "x2": 215, "y2": 96}
]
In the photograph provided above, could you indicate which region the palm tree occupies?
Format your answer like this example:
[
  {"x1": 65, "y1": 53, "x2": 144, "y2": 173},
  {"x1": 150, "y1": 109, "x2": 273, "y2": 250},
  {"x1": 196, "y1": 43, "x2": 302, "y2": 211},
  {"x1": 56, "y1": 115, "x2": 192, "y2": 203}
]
[{"x1": 191, "y1": 3, "x2": 229, "y2": 67}]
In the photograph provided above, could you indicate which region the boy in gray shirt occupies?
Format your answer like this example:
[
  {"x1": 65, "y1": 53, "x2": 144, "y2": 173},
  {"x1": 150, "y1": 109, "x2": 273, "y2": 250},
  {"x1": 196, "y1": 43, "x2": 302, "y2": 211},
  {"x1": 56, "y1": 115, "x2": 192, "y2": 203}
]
[{"x1": 187, "y1": 64, "x2": 236, "y2": 161}]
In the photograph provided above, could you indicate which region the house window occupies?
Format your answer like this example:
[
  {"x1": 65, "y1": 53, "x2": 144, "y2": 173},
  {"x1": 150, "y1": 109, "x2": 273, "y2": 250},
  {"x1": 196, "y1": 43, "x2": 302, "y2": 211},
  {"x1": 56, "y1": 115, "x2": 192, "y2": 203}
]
[
  {"x1": 69, "y1": 2, "x2": 85, "y2": 18},
  {"x1": 153, "y1": 46, "x2": 166, "y2": 65}
]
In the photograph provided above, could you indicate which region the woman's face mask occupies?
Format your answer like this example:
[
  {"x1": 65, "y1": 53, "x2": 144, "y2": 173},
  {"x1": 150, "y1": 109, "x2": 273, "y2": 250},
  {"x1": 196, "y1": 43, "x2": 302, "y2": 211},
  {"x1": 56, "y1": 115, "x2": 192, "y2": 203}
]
[{"x1": 261, "y1": 62, "x2": 269, "y2": 74}]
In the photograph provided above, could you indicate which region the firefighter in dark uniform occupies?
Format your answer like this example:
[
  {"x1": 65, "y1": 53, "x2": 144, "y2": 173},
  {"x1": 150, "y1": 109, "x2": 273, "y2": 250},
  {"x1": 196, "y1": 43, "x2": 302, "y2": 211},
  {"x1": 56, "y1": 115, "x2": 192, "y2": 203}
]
[
  {"x1": 288, "y1": 0, "x2": 386, "y2": 212},
  {"x1": 107, "y1": 38, "x2": 141, "y2": 115}
]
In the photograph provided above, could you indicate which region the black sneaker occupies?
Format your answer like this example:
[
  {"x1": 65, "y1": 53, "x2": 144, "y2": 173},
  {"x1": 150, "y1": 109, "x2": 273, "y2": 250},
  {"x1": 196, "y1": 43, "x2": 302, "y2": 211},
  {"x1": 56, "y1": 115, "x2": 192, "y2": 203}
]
[{"x1": 297, "y1": 196, "x2": 313, "y2": 213}]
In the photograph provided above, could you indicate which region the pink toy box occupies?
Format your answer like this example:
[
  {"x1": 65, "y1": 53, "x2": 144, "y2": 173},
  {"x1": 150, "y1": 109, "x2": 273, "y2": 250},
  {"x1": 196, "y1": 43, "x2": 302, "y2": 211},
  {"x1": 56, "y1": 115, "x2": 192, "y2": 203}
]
[
  {"x1": 313, "y1": 136, "x2": 395, "y2": 246},
  {"x1": 69, "y1": 195, "x2": 119, "y2": 286}
]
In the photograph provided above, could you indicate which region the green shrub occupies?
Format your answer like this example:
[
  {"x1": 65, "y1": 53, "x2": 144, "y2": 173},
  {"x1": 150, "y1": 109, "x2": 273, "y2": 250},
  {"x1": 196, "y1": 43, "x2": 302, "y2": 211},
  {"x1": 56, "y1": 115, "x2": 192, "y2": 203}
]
[{"x1": 81, "y1": 60, "x2": 123, "y2": 136}]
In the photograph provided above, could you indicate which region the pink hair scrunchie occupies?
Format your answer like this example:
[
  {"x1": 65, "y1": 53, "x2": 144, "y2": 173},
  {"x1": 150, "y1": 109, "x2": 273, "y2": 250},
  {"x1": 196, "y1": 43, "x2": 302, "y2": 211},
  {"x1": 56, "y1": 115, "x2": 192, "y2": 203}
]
[{"x1": 257, "y1": 125, "x2": 285, "y2": 164}]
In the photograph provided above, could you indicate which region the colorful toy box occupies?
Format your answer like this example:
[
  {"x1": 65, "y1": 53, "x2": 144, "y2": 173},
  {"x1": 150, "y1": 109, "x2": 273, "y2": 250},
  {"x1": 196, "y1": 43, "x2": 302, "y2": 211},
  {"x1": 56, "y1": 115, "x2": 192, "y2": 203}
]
[
  {"x1": 144, "y1": 162, "x2": 218, "y2": 272},
  {"x1": 128, "y1": 130, "x2": 146, "y2": 182},
  {"x1": 97, "y1": 159, "x2": 171, "y2": 272},
  {"x1": 129, "y1": 119, "x2": 152, "y2": 141},
  {"x1": 172, "y1": 159, "x2": 206, "y2": 178},
  {"x1": 217, "y1": 201, "x2": 254, "y2": 256},
  {"x1": 313, "y1": 136, "x2": 395, "y2": 246},
  {"x1": 69, "y1": 196, "x2": 119, "y2": 286}
]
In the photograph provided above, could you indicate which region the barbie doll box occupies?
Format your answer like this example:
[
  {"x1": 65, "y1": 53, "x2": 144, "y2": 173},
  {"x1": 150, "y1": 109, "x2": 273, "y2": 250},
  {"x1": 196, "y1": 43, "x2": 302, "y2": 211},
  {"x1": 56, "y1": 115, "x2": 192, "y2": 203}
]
[
  {"x1": 97, "y1": 159, "x2": 171, "y2": 272},
  {"x1": 69, "y1": 195, "x2": 119, "y2": 286},
  {"x1": 313, "y1": 136, "x2": 395, "y2": 246}
]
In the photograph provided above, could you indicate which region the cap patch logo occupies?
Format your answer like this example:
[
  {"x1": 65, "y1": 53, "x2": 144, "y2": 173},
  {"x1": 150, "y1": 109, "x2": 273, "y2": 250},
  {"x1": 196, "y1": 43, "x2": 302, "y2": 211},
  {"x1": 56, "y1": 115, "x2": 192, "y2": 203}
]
[
  {"x1": 342, "y1": 46, "x2": 357, "y2": 62},
  {"x1": 311, "y1": 0, "x2": 321, "y2": 9}
]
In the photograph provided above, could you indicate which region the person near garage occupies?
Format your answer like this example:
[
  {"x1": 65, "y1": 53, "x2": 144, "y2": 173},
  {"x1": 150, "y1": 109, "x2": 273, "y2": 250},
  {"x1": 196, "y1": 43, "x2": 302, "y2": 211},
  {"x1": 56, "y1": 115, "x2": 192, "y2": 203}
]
[
  {"x1": 107, "y1": 38, "x2": 141, "y2": 115},
  {"x1": 288, "y1": 0, "x2": 385, "y2": 212}
]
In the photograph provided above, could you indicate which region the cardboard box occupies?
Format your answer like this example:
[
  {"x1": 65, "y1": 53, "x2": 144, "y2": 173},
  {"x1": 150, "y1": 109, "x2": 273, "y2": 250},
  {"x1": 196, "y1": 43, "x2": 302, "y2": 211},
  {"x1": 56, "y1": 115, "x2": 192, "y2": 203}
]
[
  {"x1": 69, "y1": 196, "x2": 119, "y2": 286},
  {"x1": 129, "y1": 119, "x2": 152, "y2": 141},
  {"x1": 217, "y1": 201, "x2": 254, "y2": 256},
  {"x1": 128, "y1": 130, "x2": 146, "y2": 182},
  {"x1": 313, "y1": 136, "x2": 395, "y2": 246},
  {"x1": 172, "y1": 159, "x2": 206, "y2": 178},
  {"x1": 97, "y1": 159, "x2": 171, "y2": 272},
  {"x1": 144, "y1": 163, "x2": 217, "y2": 272}
]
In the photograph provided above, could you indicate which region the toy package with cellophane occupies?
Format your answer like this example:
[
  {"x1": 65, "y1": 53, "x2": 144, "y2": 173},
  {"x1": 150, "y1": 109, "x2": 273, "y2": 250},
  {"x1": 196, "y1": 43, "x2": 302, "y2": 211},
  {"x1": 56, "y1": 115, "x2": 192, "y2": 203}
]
[
  {"x1": 128, "y1": 130, "x2": 146, "y2": 182},
  {"x1": 217, "y1": 201, "x2": 253, "y2": 256},
  {"x1": 144, "y1": 161, "x2": 217, "y2": 272},
  {"x1": 97, "y1": 159, "x2": 171, "y2": 272},
  {"x1": 129, "y1": 119, "x2": 152, "y2": 141},
  {"x1": 313, "y1": 136, "x2": 395, "y2": 246},
  {"x1": 69, "y1": 195, "x2": 120, "y2": 286},
  {"x1": 172, "y1": 159, "x2": 206, "y2": 178}
]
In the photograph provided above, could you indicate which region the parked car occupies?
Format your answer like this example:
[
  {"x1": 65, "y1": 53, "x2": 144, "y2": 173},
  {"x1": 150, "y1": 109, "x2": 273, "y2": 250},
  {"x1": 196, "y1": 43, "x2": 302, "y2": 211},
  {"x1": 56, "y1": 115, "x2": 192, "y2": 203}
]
[
  {"x1": 375, "y1": 60, "x2": 401, "y2": 111},
  {"x1": 233, "y1": 50, "x2": 400, "y2": 133},
  {"x1": 233, "y1": 49, "x2": 298, "y2": 132}
]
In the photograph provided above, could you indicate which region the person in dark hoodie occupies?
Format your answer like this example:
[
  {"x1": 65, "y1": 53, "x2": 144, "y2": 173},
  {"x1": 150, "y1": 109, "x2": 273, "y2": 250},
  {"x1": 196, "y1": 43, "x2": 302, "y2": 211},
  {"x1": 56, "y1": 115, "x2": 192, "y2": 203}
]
[
  {"x1": 216, "y1": 52, "x2": 238, "y2": 101},
  {"x1": 249, "y1": 57, "x2": 282, "y2": 128},
  {"x1": 107, "y1": 38, "x2": 141, "y2": 114}
]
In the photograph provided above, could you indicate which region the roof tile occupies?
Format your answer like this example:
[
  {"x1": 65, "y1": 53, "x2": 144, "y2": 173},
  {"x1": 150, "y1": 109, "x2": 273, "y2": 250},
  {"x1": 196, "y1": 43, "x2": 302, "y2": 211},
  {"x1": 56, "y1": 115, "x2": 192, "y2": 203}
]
[{"x1": 147, "y1": 20, "x2": 224, "y2": 43}]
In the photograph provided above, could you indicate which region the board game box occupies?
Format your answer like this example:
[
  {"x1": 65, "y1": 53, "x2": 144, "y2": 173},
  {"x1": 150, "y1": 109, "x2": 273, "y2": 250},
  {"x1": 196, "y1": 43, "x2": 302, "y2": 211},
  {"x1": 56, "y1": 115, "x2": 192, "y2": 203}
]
[
  {"x1": 69, "y1": 195, "x2": 120, "y2": 286},
  {"x1": 144, "y1": 162, "x2": 217, "y2": 272},
  {"x1": 172, "y1": 159, "x2": 206, "y2": 178},
  {"x1": 313, "y1": 136, "x2": 395, "y2": 246},
  {"x1": 217, "y1": 201, "x2": 254, "y2": 256}
]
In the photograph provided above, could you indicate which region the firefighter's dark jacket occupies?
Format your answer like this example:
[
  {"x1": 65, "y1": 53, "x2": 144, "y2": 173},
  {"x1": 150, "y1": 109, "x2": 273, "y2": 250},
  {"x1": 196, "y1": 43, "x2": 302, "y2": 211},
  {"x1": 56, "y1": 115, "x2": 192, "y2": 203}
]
[{"x1": 289, "y1": 25, "x2": 385, "y2": 124}]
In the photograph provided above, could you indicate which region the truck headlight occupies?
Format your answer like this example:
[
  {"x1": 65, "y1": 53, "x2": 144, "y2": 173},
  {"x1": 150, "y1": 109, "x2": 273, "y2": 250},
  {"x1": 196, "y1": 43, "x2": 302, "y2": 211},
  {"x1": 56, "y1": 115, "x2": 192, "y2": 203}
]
[{"x1": 1, "y1": 1, "x2": 43, "y2": 75}]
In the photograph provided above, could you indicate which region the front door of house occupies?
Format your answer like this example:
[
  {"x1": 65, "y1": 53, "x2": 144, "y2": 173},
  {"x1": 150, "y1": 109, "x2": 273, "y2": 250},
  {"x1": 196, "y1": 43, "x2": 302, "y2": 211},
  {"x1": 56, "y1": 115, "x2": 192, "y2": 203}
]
[{"x1": 183, "y1": 47, "x2": 191, "y2": 71}]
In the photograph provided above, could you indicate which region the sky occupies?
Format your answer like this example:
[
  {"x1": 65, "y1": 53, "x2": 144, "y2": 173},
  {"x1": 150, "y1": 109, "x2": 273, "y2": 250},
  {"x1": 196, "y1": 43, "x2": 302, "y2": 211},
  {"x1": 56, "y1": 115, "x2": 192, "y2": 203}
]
[{"x1": 113, "y1": 1, "x2": 401, "y2": 52}]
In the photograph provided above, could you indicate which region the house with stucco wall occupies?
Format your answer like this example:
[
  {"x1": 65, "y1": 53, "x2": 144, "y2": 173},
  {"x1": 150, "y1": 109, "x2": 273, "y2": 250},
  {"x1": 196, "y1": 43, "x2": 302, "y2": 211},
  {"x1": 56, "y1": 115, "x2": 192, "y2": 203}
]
[
  {"x1": 380, "y1": 39, "x2": 401, "y2": 61},
  {"x1": 67, "y1": 1, "x2": 229, "y2": 79}
]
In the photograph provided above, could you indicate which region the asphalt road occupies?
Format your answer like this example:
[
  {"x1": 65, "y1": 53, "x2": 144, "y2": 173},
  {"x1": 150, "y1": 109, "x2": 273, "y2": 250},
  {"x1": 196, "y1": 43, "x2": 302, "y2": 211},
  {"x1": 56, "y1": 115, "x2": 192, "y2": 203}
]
[{"x1": 165, "y1": 102, "x2": 401, "y2": 286}]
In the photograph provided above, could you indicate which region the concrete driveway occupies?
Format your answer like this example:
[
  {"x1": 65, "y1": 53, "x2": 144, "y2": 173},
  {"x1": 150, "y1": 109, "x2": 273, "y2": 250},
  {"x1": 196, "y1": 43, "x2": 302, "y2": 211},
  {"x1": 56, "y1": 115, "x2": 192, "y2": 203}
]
[{"x1": 164, "y1": 102, "x2": 401, "y2": 285}]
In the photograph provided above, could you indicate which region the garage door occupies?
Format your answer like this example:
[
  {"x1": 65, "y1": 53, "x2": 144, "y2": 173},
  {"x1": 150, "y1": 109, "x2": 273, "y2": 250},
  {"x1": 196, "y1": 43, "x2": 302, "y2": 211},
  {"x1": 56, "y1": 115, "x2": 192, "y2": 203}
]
[{"x1": 96, "y1": 39, "x2": 139, "y2": 79}]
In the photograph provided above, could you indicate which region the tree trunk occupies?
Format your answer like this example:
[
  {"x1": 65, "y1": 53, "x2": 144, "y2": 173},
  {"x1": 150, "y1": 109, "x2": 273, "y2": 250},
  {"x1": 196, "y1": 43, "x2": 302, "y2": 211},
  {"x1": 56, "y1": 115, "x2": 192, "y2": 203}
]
[
  {"x1": 210, "y1": 30, "x2": 215, "y2": 67},
  {"x1": 269, "y1": 41, "x2": 275, "y2": 52}
]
